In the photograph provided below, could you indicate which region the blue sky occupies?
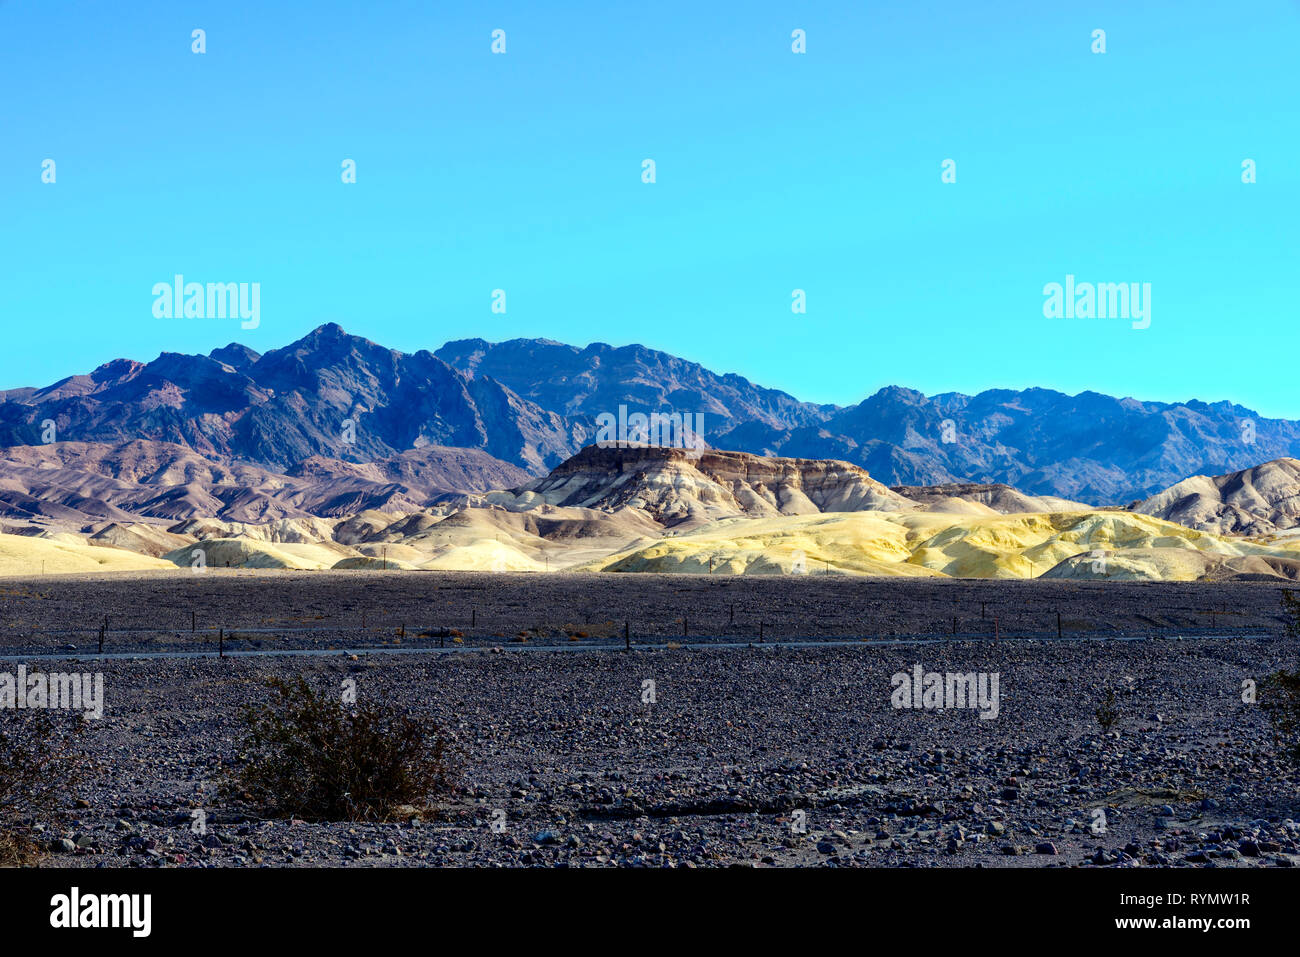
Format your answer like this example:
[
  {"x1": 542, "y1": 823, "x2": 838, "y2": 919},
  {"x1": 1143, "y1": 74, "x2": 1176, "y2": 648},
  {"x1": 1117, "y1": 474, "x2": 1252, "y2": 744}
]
[{"x1": 2, "y1": 1, "x2": 1297, "y2": 415}]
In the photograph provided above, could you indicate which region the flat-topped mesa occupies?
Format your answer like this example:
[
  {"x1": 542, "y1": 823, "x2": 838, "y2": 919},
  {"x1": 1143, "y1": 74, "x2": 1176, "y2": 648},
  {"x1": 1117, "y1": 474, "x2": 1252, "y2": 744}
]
[{"x1": 491, "y1": 443, "x2": 915, "y2": 525}]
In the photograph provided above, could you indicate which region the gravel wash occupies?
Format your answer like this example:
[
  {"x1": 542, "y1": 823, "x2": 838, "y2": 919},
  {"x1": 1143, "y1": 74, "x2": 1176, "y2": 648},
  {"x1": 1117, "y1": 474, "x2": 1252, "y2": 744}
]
[{"x1": 16, "y1": 637, "x2": 1300, "y2": 868}]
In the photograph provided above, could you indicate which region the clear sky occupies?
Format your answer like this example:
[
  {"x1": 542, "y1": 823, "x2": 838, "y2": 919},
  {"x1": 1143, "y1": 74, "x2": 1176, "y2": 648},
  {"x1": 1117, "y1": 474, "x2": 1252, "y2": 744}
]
[{"x1": 2, "y1": 1, "x2": 1297, "y2": 415}]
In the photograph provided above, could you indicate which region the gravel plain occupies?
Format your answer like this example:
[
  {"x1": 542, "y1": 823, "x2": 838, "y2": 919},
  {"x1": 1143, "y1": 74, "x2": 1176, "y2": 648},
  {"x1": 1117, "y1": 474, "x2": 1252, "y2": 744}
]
[
  {"x1": 0, "y1": 570, "x2": 1291, "y2": 655},
  {"x1": 3, "y1": 573, "x2": 1299, "y2": 868}
]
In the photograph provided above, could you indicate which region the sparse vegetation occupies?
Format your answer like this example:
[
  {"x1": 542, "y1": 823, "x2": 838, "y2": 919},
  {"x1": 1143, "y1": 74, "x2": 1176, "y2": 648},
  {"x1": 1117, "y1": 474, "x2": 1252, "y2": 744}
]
[
  {"x1": 0, "y1": 713, "x2": 85, "y2": 866},
  {"x1": 222, "y1": 676, "x2": 456, "y2": 822},
  {"x1": 1260, "y1": 666, "x2": 1300, "y2": 764},
  {"x1": 1095, "y1": 689, "x2": 1121, "y2": 732}
]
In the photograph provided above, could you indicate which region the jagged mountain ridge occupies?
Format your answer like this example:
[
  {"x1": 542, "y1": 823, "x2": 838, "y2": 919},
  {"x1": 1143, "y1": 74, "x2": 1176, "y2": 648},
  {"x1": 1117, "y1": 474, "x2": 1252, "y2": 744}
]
[
  {"x1": 3, "y1": 324, "x2": 1299, "y2": 503},
  {"x1": 434, "y1": 337, "x2": 832, "y2": 431},
  {"x1": 710, "y1": 387, "x2": 1300, "y2": 503},
  {"x1": 0, "y1": 324, "x2": 583, "y2": 474},
  {"x1": 434, "y1": 341, "x2": 1300, "y2": 503}
]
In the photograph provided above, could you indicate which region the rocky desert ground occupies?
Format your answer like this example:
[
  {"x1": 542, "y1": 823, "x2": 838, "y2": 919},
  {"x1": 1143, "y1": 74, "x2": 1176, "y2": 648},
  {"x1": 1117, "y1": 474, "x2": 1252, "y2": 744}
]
[
  {"x1": 5, "y1": 573, "x2": 1299, "y2": 869},
  {"x1": 0, "y1": 570, "x2": 1294, "y2": 653}
]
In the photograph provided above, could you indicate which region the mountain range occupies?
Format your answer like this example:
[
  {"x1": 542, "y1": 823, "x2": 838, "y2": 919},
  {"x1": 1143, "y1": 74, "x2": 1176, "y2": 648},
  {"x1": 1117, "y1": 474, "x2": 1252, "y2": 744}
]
[{"x1": 2, "y1": 323, "x2": 1298, "y2": 506}]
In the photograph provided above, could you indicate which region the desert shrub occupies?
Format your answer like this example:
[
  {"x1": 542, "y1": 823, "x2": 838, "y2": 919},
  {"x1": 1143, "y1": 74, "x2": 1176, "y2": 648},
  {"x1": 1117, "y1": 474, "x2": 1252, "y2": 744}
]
[
  {"x1": 1260, "y1": 666, "x2": 1300, "y2": 764},
  {"x1": 222, "y1": 676, "x2": 456, "y2": 821},
  {"x1": 0, "y1": 713, "x2": 85, "y2": 866},
  {"x1": 1281, "y1": 590, "x2": 1300, "y2": 639},
  {"x1": 1095, "y1": 689, "x2": 1120, "y2": 732}
]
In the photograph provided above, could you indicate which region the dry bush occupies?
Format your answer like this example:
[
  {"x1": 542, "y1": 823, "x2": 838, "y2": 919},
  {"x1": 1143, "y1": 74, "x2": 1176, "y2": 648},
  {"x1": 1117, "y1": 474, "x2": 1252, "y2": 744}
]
[
  {"x1": 1095, "y1": 689, "x2": 1120, "y2": 732},
  {"x1": 0, "y1": 712, "x2": 86, "y2": 866},
  {"x1": 222, "y1": 676, "x2": 456, "y2": 821},
  {"x1": 1260, "y1": 666, "x2": 1300, "y2": 764}
]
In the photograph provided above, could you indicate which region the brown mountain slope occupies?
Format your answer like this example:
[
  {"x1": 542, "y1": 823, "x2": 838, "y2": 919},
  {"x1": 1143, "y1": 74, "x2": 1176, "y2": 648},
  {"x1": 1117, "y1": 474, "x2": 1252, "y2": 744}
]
[
  {"x1": 1134, "y1": 457, "x2": 1300, "y2": 537},
  {"x1": 0, "y1": 440, "x2": 531, "y2": 527}
]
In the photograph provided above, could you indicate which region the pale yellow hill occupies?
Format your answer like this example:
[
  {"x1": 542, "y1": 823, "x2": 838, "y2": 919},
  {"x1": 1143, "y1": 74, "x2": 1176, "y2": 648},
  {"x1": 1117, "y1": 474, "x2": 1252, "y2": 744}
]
[
  {"x1": 353, "y1": 542, "x2": 431, "y2": 565},
  {"x1": 332, "y1": 555, "x2": 423, "y2": 571},
  {"x1": 88, "y1": 522, "x2": 195, "y2": 557},
  {"x1": 0, "y1": 532, "x2": 176, "y2": 575},
  {"x1": 580, "y1": 510, "x2": 1299, "y2": 580},
  {"x1": 397, "y1": 503, "x2": 657, "y2": 570},
  {"x1": 16, "y1": 501, "x2": 1300, "y2": 582},
  {"x1": 583, "y1": 513, "x2": 938, "y2": 577},
  {"x1": 161, "y1": 538, "x2": 355, "y2": 571},
  {"x1": 416, "y1": 539, "x2": 545, "y2": 572},
  {"x1": 1044, "y1": 549, "x2": 1222, "y2": 582}
]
